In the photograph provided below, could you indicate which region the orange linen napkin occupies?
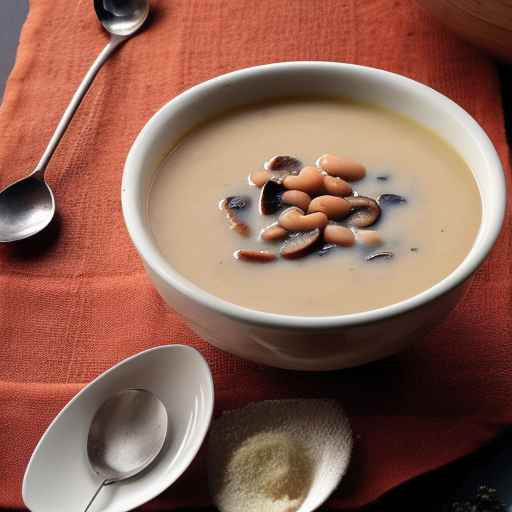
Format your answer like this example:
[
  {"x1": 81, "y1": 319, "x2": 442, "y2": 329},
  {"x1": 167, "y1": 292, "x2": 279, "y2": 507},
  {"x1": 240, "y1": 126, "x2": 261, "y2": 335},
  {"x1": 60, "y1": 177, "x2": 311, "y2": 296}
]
[{"x1": 0, "y1": 0, "x2": 511, "y2": 510}]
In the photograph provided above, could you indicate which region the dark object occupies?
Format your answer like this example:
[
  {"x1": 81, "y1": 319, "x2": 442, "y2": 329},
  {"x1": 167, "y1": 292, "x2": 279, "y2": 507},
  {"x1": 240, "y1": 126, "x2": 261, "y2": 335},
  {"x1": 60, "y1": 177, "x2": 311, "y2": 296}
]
[
  {"x1": 317, "y1": 243, "x2": 337, "y2": 256},
  {"x1": 498, "y1": 64, "x2": 512, "y2": 147},
  {"x1": 266, "y1": 155, "x2": 302, "y2": 173},
  {"x1": 376, "y1": 175, "x2": 389, "y2": 181},
  {"x1": 378, "y1": 193, "x2": 407, "y2": 205},
  {"x1": 446, "y1": 486, "x2": 506, "y2": 512},
  {"x1": 281, "y1": 229, "x2": 320, "y2": 259},
  {"x1": 366, "y1": 251, "x2": 394, "y2": 261},
  {"x1": 345, "y1": 196, "x2": 381, "y2": 227},
  {"x1": 410, "y1": 247, "x2": 419, "y2": 252},
  {"x1": 227, "y1": 195, "x2": 250, "y2": 210},
  {"x1": 259, "y1": 180, "x2": 285, "y2": 215}
]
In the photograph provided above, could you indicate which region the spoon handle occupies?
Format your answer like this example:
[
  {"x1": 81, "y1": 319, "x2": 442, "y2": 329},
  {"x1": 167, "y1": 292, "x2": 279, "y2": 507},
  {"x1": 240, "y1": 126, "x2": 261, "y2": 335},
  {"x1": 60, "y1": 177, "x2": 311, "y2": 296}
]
[
  {"x1": 83, "y1": 479, "x2": 108, "y2": 512},
  {"x1": 33, "y1": 34, "x2": 126, "y2": 177}
]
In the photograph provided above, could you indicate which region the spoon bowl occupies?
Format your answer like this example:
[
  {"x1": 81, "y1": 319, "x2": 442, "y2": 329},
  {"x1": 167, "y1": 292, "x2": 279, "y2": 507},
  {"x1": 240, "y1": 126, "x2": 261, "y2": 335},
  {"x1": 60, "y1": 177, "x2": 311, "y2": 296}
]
[
  {"x1": 94, "y1": 0, "x2": 150, "y2": 36},
  {"x1": 87, "y1": 389, "x2": 167, "y2": 481},
  {"x1": 84, "y1": 388, "x2": 168, "y2": 511},
  {"x1": 0, "y1": 176, "x2": 55, "y2": 243}
]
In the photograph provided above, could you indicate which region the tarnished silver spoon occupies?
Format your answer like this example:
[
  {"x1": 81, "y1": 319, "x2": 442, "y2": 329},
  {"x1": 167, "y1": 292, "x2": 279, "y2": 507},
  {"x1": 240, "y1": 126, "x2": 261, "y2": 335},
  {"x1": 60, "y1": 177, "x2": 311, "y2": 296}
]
[
  {"x1": 0, "y1": 0, "x2": 149, "y2": 243},
  {"x1": 84, "y1": 388, "x2": 168, "y2": 512}
]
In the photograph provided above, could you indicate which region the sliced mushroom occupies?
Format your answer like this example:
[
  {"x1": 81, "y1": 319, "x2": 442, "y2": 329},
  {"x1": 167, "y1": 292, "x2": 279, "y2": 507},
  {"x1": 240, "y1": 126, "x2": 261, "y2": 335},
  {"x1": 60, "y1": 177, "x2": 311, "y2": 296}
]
[
  {"x1": 366, "y1": 251, "x2": 394, "y2": 262},
  {"x1": 280, "y1": 229, "x2": 320, "y2": 260},
  {"x1": 265, "y1": 155, "x2": 302, "y2": 173},
  {"x1": 259, "y1": 155, "x2": 303, "y2": 184},
  {"x1": 259, "y1": 180, "x2": 285, "y2": 215},
  {"x1": 378, "y1": 193, "x2": 407, "y2": 205},
  {"x1": 227, "y1": 195, "x2": 251, "y2": 209},
  {"x1": 235, "y1": 249, "x2": 277, "y2": 263},
  {"x1": 317, "y1": 243, "x2": 337, "y2": 256},
  {"x1": 221, "y1": 196, "x2": 250, "y2": 236},
  {"x1": 344, "y1": 196, "x2": 381, "y2": 228}
]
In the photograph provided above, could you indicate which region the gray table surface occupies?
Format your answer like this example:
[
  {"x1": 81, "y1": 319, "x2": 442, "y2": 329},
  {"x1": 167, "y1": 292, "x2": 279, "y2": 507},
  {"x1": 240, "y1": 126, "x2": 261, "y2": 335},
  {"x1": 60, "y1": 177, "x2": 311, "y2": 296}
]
[
  {"x1": 1, "y1": 2, "x2": 511, "y2": 511},
  {"x1": 0, "y1": 1, "x2": 28, "y2": 101}
]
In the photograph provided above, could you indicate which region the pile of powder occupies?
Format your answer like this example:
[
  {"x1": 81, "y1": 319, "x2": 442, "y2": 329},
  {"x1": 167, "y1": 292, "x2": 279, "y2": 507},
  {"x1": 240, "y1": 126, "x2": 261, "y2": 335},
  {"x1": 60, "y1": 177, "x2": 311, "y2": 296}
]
[
  {"x1": 217, "y1": 431, "x2": 312, "y2": 512},
  {"x1": 208, "y1": 400, "x2": 352, "y2": 512}
]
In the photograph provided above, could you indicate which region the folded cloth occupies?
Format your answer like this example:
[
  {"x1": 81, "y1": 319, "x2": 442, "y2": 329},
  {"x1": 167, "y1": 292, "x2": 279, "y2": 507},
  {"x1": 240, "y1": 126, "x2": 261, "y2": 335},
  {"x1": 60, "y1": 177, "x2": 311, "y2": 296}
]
[{"x1": 0, "y1": 0, "x2": 511, "y2": 509}]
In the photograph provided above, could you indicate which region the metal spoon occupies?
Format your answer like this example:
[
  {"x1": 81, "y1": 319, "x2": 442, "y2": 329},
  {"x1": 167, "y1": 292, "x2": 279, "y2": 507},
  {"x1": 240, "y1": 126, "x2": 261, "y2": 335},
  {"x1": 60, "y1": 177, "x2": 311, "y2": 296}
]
[
  {"x1": 0, "y1": 0, "x2": 150, "y2": 243},
  {"x1": 84, "y1": 388, "x2": 168, "y2": 512}
]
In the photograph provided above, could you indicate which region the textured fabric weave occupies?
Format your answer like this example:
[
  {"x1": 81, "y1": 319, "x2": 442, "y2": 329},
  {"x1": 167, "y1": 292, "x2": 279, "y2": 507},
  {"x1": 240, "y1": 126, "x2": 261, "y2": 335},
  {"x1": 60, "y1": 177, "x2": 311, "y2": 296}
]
[{"x1": 0, "y1": 0, "x2": 511, "y2": 509}]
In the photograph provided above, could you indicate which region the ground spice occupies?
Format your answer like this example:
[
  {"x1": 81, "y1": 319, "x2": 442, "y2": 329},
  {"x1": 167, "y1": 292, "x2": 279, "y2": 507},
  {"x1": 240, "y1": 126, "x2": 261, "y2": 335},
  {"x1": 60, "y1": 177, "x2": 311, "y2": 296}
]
[
  {"x1": 208, "y1": 400, "x2": 352, "y2": 512},
  {"x1": 217, "y1": 431, "x2": 312, "y2": 512}
]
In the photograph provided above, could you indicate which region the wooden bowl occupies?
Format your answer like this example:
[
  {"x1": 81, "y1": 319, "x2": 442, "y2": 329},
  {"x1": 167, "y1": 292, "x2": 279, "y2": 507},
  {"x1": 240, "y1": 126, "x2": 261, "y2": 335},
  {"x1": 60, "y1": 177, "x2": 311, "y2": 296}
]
[{"x1": 417, "y1": 0, "x2": 512, "y2": 61}]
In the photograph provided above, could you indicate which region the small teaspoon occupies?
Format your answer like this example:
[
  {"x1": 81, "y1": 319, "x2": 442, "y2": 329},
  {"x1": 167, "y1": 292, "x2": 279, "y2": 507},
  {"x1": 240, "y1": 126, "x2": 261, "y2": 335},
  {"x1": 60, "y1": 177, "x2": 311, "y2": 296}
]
[{"x1": 0, "y1": 0, "x2": 150, "y2": 243}]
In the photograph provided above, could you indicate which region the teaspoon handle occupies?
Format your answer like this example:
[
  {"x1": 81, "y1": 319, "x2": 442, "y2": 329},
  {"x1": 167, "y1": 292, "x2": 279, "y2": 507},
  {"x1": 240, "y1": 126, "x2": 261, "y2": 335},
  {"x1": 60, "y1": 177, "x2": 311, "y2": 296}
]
[
  {"x1": 83, "y1": 479, "x2": 108, "y2": 512},
  {"x1": 33, "y1": 33, "x2": 127, "y2": 177}
]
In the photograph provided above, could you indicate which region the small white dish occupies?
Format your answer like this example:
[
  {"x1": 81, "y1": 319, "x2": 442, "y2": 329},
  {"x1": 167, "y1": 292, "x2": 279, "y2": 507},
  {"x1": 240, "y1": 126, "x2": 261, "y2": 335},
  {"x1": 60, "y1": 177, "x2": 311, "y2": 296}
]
[{"x1": 22, "y1": 345, "x2": 214, "y2": 512}]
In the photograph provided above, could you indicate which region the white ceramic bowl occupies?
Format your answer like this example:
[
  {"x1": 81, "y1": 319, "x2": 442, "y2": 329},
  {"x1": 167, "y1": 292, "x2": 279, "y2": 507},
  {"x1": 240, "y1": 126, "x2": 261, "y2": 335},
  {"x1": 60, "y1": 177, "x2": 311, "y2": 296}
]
[
  {"x1": 22, "y1": 345, "x2": 214, "y2": 512},
  {"x1": 122, "y1": 62, "x2": 506, "y2": 371}
]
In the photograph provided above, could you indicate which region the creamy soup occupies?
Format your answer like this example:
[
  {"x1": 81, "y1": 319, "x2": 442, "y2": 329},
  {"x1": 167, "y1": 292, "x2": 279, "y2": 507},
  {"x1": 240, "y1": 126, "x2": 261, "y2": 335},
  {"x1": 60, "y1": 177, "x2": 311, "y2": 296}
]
[{"x1": 149, "y1": 99, "x2": 481, "y2": 316}]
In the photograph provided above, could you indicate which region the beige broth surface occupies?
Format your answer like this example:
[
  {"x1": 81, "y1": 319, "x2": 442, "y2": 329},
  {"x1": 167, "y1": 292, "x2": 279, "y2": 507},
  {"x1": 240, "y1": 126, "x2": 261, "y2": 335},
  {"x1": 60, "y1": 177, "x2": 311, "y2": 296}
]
[{"x1": 149, "y1": 99, "x2": 481, "y2": 316}]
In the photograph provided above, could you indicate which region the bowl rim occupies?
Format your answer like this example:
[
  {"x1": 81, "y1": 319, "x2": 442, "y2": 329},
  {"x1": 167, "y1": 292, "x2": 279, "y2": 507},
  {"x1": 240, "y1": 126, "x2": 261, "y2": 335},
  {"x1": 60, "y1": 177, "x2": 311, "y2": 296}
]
[
  {"x1": 22, "y1": 344, "x2": 215, "y2": 512},
  {"x1": 122, "y1": 61, "x2": 506, "y2": 330}
]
